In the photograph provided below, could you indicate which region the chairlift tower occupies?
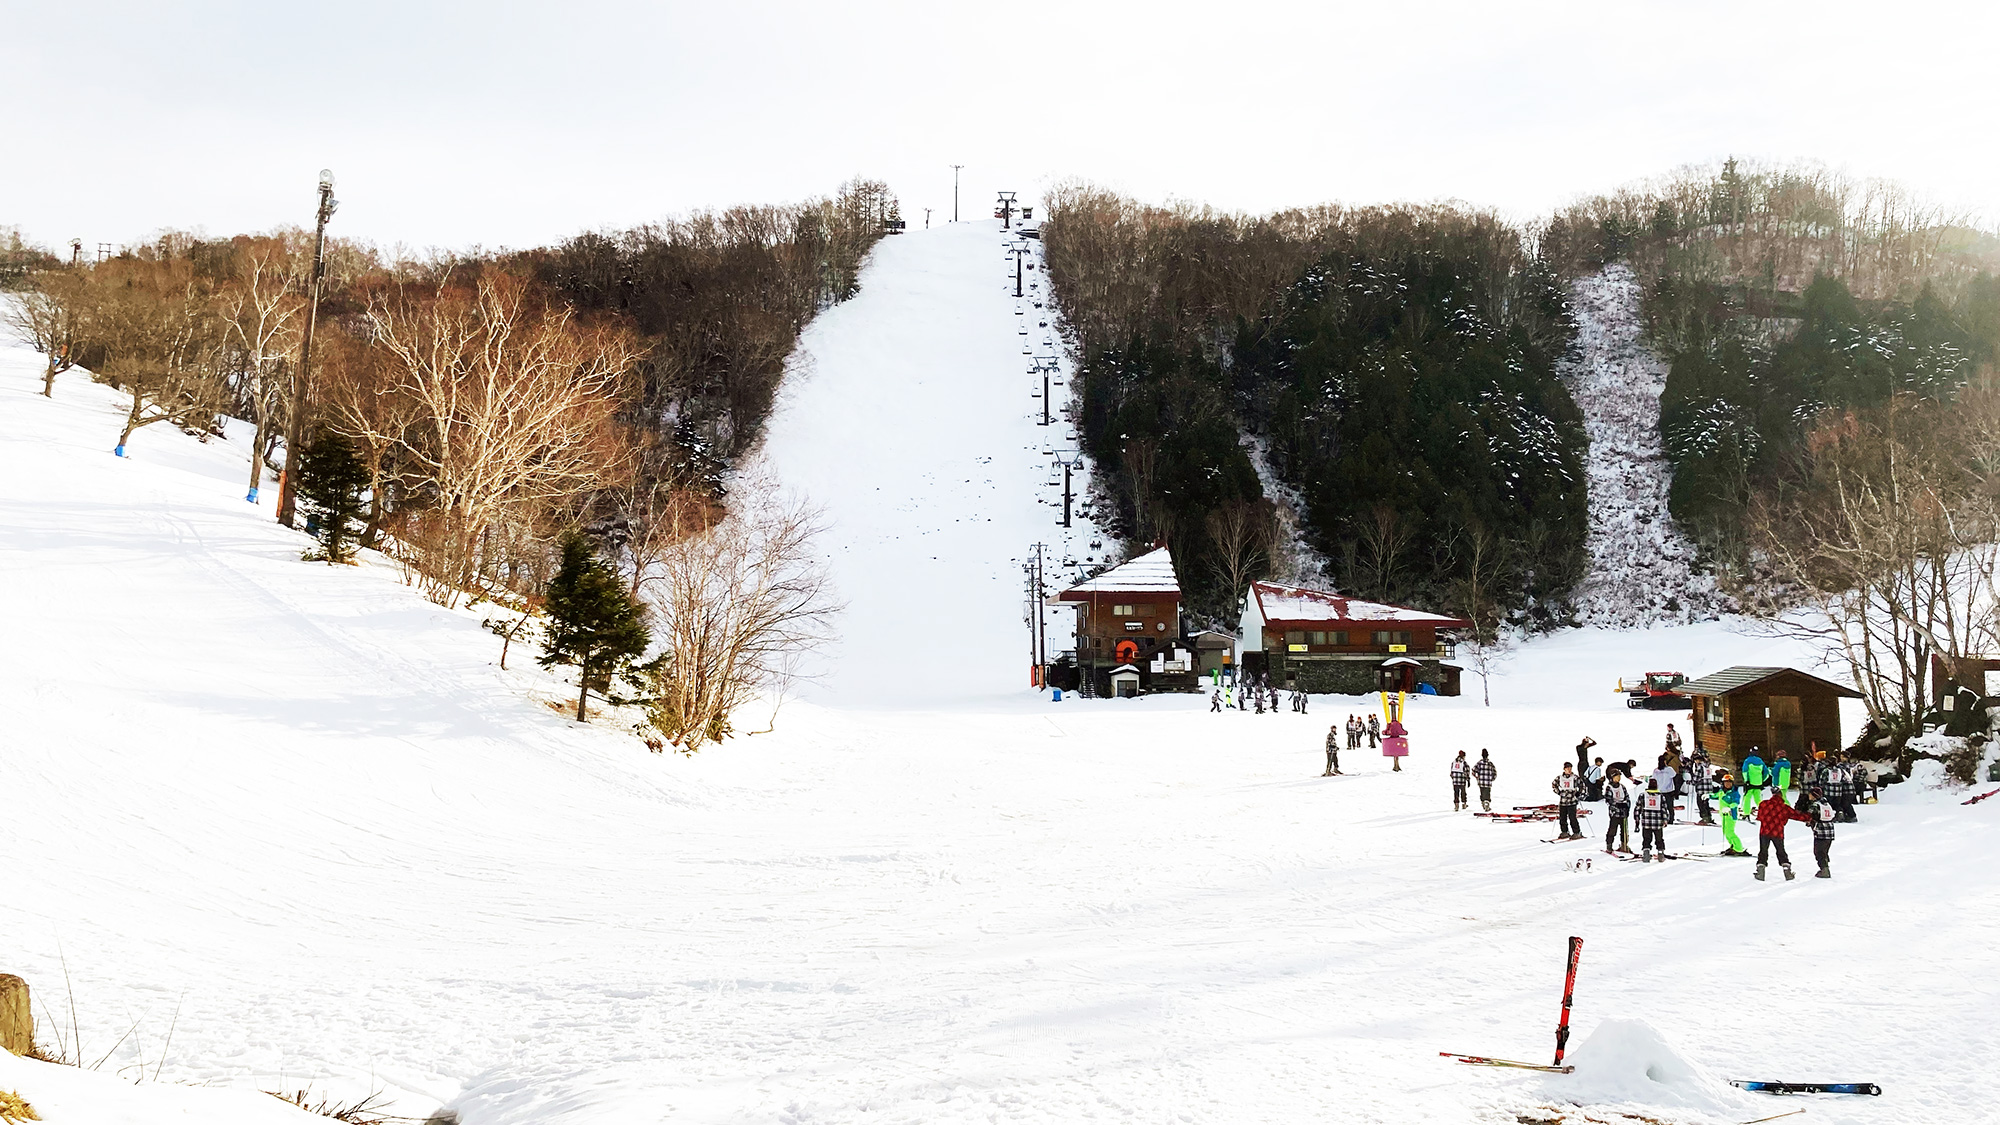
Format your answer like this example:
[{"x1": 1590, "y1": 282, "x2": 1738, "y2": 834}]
[{"x1": 995, "y1": 191, "x2": 1018, "y2": 229}]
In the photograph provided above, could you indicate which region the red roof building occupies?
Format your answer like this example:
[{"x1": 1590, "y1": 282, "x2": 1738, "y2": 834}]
[{"x1": 1237, "y1": 581, "x2": 1470, "y2": 696}]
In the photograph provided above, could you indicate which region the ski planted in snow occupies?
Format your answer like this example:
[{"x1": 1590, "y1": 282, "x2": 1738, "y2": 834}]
[
  {"x1": 1731, "y1": 1080, "x2": 1882, "y2": 1095},
  {"x1": 1439, "y1": 1051, "x2": 1573, "y2": 1074},
  {"x1": 1554, "y1": 935, "x2": 1582, "y2": 1066}
]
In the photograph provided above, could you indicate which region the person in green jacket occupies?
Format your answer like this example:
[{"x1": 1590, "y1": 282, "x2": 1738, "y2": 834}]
[
  {"x1": 1741, "y1": 752, "x2": 1769, "y2": 808},
  {"x1": 1773, "y1": 753, "x2": 1794, "y2": 795},
  {"x1": 1714, "y1": 769, "x2": 1750, "y2": 857}
]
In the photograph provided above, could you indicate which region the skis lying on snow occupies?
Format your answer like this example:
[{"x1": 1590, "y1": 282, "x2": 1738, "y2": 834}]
[
  {"x1": 1964, "y1": 787, "x2": 2000, "y2": 805},
  {"x1": 1732, "y1": 1080, "x2": 1882, "y2": 1095},
  {"x1": 1438, "y1": 1051, "x2": 1573, "y2": 1073},
  {"x1": 1615, "y1": 852, "x2": 1710, "y2": 862}
]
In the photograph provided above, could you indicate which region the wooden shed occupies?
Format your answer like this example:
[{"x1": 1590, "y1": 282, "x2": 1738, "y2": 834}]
[{"x1": 1682, "y1": 666, "x2": 1862, "y2": 773}]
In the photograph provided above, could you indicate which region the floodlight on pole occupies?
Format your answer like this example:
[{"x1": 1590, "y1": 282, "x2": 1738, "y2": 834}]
[{"x1": 951, "y1": 165, "x2": 963, "y2": 222}]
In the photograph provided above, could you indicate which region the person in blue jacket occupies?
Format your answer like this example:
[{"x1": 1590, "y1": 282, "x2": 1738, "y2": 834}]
[
  {"x1": 1773, "y1": 752, "x2": 1794, "y2": 795},
  {"x1": 1741, "y1": 751, "x2": 1769, "y2": 806}
]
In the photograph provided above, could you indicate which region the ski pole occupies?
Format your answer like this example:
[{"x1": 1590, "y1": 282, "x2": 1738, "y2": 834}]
[
  {"x1": 1741, "y1": 1110, "x2": 1805, "y2": 1124},
  {"x1": 1554, "y1": 935, "x2": 1582, "y2": 1067}
]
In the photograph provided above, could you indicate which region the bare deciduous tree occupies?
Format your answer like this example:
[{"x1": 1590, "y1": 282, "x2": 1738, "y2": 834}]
[
  {"x1": 5, "y1": 267, "x2": 91, "y2": 397},
  {"x1": 219, "y1": 234, "x2": 306, "y2": 502},
  {"x1": 640, "y1": 487, "x2": 840, "y2": 750},
  {"x1": 1206, "y1": 498, "x2": 1274, "y2": 611},
  {"x1": 366, "y1": 273, "x2": 642, "y2": 607}
]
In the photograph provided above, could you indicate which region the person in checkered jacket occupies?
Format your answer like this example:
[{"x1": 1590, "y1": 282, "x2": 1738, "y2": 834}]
[
  {"x1": 1635, "y1": 779, "x2": 1671, "y2": 861},
  {"x1": 1686, "y1": 747, "x2": 1714, "y2": 824},
  {"x1": 1753, "y1": 789, "x2": 1811, "y2": 881},
  {"x1": 1803, "y1": 784, "x2": 1839, "y2": 878},
  {"x1": 1472, "y1": 750, "x2": 1497, "y2": 811},
  {"x1": 1826, "y1": 755, "x2": 1860, "y2": 822}
]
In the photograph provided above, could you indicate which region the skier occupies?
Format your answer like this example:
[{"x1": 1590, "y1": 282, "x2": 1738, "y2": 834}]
[
  {"x1": 1552, "y1": 762, "x2": 1583, "y2": 839},
  {"x1": 1573, "y1": 736, "x2": 1597, "y2": 778},
  {"x1": 1450, "y1": 750, "x2": 1471, "y2": 811},
  {"x1": 1636, "y1": 778, "x2": 1670, "y2": 861},
  {"x1": 1585, "y1": 756, "x2": 1606, "y2": 803},
  {"x1": 1602, "y1": 769, "x2": 1633, "y2": 854},
  {"x1": 1210, "y1": 688, "x2": 1222, "y2": 713},
  {"x1": 1323, "y1": 724, "x2": 1342, "y2": 777},
  {"x1": 1829, "y1": 754, "x2": 1859, "y2": 822},
  {"x1": 1803, "y1": 783, "x2": 1838, "y2": 878},
  {"x1": 1366, "y1": 713, "x2": 1382, "y2": 749},
  {"x1": 1752, "y1": 789, "x2": 1811, "y2": 881},
  {"x1": 1741, "y1": 750, "x2": 1770, "y2": 807},
  {"x1": 1650, "y1": 755, "x2": 1679, "y2": 823},
  {"x1": 1688, "y1": 746, "x2": 1715, "y2": 825},
  {"x1": 1773, "y1": 751, "x2": 1794, "y2": 796},
  {"x1": 1714, "y1": 769, "x2": 1750, "y2": 857},
  {"x1": 1472, "y1": 749, "x2": 1497, "y2": 812}
]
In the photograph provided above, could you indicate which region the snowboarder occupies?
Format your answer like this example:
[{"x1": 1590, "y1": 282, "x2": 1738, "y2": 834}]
[
  {"x1": 1803, "y1": 784, "x2": 1838, "y2": 878},
  {"x1": 1602, "y1": 771, "x2": 1632, "y2": 854},
  {"x1": 1714, "y1": 770, "x2": 1749, "y2": 857},
  {"x1": 1688, "y1": 746, "x2": 1714, "y2": 825},
  {"x1": 1636, "y1": 779, "x2": 1670, "y2": 861},
  {"x1": 1210, "y1": 688, "x2": 1222, "y2": 712},
  {"x1": 1323, "y1": 724, "x2": 1342, "y2": 776},
  {"x1": 1552, "y1": 763, "x2": 1583, "y2": 839},
  {"x1": 1472, "y1": 749, "x2": 1497, "y2": 811},
  {"x1": 1366, "y1": 713, "x2": 1381, "y2": 748},
  {"x1": 1450, "y1": 751, "x2": 1471, "y2": 811},
  {"x1": 1753, "y1": 789, "x2": 1810, "y2": 881}
]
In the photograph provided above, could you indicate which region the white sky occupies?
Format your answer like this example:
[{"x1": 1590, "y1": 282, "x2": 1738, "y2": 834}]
[{"x1": 5, "y1": 0, "x2": 1997, "y2": 253}]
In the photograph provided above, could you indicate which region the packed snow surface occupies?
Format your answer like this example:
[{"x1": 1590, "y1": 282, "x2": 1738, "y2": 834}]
[
  {"x1": 3, "y1": 231, "x2": 1998, "y2": 1125},
  {"x1": 1559, "y1": 264, "x2": 1731, "y2": 628}
]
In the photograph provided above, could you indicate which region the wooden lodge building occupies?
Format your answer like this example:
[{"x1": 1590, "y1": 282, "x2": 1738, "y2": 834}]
[
  {"x1": 1236, "y1": 581, "x2": 1470, "y2": 696},
  {"x1": 1055, "y1": 547, "x2": 1201, "y2": 695},
  {"x1": 1681, "y1": 666, "x2": 1863, "y2": 771}
]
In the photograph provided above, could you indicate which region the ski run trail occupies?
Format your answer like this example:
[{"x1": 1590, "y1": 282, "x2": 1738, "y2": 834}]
[
  {"x1": 2, "y1": 224, "x2": 1997, "y2": 1125},
  {"x1": 1559, "y1": 264, "x2": 1730, "y2": 629}
]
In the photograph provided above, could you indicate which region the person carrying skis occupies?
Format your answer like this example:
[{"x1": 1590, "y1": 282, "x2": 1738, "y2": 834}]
[
  {"x1": 1472, "y1": 749, "x2": 1497, "y2": 812},
  {"x1": 1552, "y1": 762, "x2": 1583, "y2": 839},
  {"x1": 1602, "y1": 769, "x2": 1632, "y2": 854},
  {"x1": 1714, "y1": 769, "x2": 1749, "y2": 857},
  {"x1": 1753, "y1": 788, "x2": 1810, "y2": 881},
  {"x1": 1636, "y1": 778, "x2": 1671, "y2": 860},
  {"x1": 1323, "y1": 723, "x2": 1342, "y2": 777},
  {"x1": 1687, "y1": 746, "x2": 1714, "y2": 825},
  {"x1": 1366, "y1": 713, "x2": 1382, "y2": 748},
  {"x1": 1450, "y1": 750, "x2": 1471, "y2": 811},
  {"x1": 1803, "y1": 783, "x2": 1838, "y2": 878}
]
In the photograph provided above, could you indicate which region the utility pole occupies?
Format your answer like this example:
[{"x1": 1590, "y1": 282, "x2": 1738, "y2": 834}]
[
  {"x1": 278, "y1": 169, "x2": 338, "y2": 528},
  {"x1": 951, "y1": 165, "x2": 963, "y2": 222},
  {"x1": 924, "y1": 207, "x2": 932, "y2": 229},
  {"x1": 68, "y1": 239, "x2": 81, "y2": 266}
]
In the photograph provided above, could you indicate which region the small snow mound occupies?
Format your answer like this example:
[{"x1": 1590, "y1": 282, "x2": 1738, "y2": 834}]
[
  {"x1": 1905, "y1": 756, "x2": 1952, "y2": 789},
  {"x1": 1548, "y1": 1018, "x2": 1738, "y2": 1114}
]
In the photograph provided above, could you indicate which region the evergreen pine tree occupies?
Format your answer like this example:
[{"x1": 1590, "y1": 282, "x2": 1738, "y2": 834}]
[
  {"x1": 295, "y1": 429, "x2": 370, "y2": 564},
  {"x1": 540, "y1": 532, "x2": 651, "y2": 721}
]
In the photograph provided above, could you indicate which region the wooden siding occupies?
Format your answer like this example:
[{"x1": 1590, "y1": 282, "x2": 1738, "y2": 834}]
[{"x1": 1691, "y1": 669, "x2": 1848, "y2": 774}]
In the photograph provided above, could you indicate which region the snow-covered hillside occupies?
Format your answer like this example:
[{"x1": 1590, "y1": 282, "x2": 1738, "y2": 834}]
[
  {"x1": 756, "y1": 220, "x2": 1102, "y2": 702},
  {"x1": 1559, "y1": 265, "x2": 1731, "y2": 628},
  {"x1": 5, "y1": 267, "x2": 1999, "y2": 1125}
]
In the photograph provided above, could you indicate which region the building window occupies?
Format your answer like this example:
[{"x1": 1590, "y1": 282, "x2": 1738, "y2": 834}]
[
  {"x1": 1285, "y1": 630, "x2": 1306, "y2": 645},
  {"x1": 1705, "y1": 696, "x2": 1723, "y2": 724},
  {"x1": 1331, "y1": 631, "x2": 1347, "y2": 646},
  {"x1": 1113, "y1": 603, "x2": 1135, "y2": 616},
  {"x1": 1372, "y1": 630, "x2": 1412, "y2": 646},
  {"x1": 1309, "y1": 631, "x2": 1328, "y2": 645}
]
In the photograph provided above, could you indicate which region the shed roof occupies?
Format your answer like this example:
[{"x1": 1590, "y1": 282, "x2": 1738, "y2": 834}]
[
  {"x1": 1059, "y1": 547, "x2": 1180, "y2": 599},
  {"x1": 1249, "y1": 581, "x2": 1471, "y2": 628},
  {"x1": 1681, "y1": 666, "x2": 1863, "y2": 698}
]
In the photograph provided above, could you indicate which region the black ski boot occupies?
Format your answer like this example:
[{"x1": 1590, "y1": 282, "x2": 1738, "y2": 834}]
[{"x1": 1816, "y1": 865, "x2": 1831, "y2": 879}]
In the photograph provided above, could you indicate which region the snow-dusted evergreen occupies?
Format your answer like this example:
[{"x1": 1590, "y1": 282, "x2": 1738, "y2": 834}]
[{"x1": 1559, "y1": 264, "x2": 1732, "y2": 627}]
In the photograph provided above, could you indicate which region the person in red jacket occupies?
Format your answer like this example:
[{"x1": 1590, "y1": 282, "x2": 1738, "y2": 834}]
[{"x1": 1753, "y1": 790, "x2": 1811, "y2": 881}]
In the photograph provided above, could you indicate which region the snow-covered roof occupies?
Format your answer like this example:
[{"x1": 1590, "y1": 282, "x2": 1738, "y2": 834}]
[
  {"x1": 1059, "y1": 547, "x2": 1180, "y2": 599},
  {"x1": 1249, "y1": 582, "x2": 1470, "y2": 628}
]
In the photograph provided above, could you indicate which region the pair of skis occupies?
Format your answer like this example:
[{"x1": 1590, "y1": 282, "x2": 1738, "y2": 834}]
[
  {"x1": 1443, "y1": 936, "x2": 1585, "y2": 1075},
  {"x1": 1963, "y1": 787, "x2": 2000, "y2": 805},
  {"x1": 1615, "y1": 851, "x2": 1709, "y2": 862},
  {"x1": 1732, "y1": 1079, "x2": 1882, "y2": 1096}
]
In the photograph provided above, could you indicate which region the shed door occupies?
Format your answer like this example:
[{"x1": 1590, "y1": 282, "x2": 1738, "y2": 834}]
[{"x1": 1768, "y1": 695, "x2": 1804, "y2": 757}]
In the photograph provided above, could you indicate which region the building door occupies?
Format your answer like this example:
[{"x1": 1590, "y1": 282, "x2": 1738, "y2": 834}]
[{"x1": 1768, "y1": 695, "x2": 1804, "y2": 758}]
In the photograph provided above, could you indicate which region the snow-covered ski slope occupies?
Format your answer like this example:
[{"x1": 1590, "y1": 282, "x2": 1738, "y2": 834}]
[
  {"x1": 5, "y1": 282, "x2": 2000, "y2": 1125},
  {"x1": 756, "y1": 220, "x2": 1101, "y2": 703},
  {"x1": 1560, "y1": 265, "x2": 1730, "y2": 628}
]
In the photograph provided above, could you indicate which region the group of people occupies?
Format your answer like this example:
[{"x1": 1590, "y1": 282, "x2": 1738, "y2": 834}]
[
  {"x1": 1477, "y1": 723, "x2": 1869, "y2": 879},
  {"x1": 1322, "y1": 713, "x2": 1384, "y2": 775},
  {"x1": 1209, "y1": 673, "x2": 1306, "y2": 714}
]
